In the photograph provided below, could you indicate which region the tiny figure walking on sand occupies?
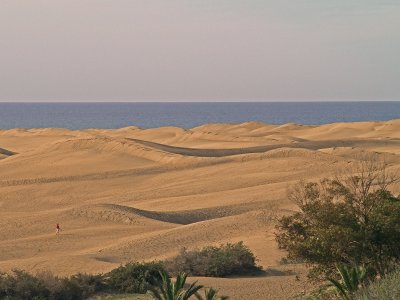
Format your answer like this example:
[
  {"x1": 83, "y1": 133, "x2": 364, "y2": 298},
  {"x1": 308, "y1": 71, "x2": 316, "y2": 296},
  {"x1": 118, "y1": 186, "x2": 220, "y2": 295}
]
[{"x1": 56, "y1": 223, "x2": 61, "y2": 235}]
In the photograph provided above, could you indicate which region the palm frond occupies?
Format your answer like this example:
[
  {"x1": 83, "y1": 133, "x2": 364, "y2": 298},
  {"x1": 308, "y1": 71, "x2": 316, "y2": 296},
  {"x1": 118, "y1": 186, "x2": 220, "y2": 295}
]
[
  {"x1": 327, "y1": 277, "x2": 350, "y2": 300},
  {"x1": 151, "y1": 270, "x2": 205, "y2": 300},
  {"x1": 182, "y1": 281, "x2": 203, "y2": 299}
]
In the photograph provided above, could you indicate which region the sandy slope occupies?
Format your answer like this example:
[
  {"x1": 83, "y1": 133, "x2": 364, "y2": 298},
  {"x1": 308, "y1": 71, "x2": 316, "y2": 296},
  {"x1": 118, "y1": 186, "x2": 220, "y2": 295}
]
[{"x1": 0, "y1": 120, "x2": 400, "y2": 299}]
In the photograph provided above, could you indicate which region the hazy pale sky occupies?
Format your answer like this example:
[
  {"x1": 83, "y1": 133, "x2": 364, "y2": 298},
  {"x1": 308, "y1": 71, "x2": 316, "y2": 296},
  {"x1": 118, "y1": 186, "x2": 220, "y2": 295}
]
[{"x1": 0, "y1": 0, "x2": 399, "y2": 102}]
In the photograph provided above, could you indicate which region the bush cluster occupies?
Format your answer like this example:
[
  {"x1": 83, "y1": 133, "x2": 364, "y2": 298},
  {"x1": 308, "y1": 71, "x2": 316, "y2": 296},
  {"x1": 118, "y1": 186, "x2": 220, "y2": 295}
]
[
  {"x1": 0, "y1": 245, "x2": 257, "y2": 299},
  {"x1": 0, "y1": 262, "x2": 164, "y2": 300},
  {"x1": 165, "y1": 242, "x2": 262, "y2": 277},
  {"x1": 0, "y1": 270, "x2": 105, "y2": 300},
  {"x1": 0, "y1": 270, "x2": 49, "y2": 300},
  {"x1": 105, "y1": 261, "x2": 164, "y2": 294}
]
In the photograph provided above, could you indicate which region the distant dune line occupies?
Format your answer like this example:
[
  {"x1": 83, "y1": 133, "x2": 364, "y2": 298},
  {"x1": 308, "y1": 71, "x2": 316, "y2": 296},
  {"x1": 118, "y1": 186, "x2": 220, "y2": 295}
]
[
  {"x1": 0, "y1": 166, "x2": 173, "y2": 187},
  {"x1": 0, "y1": 159, "x2": 235, "y2": 187},
  {"x1": 1, "y1": 138, "x2": 398, "y2": 187},
  {"x1": 130, "y1": 138, "x2": 399, "y2": 157}
]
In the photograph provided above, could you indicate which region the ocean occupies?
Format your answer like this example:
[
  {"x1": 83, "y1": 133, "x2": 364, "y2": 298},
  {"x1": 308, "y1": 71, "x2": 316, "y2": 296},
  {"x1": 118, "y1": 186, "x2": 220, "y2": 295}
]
[{"x1": 0, "y1": 102, "x2": 399, "y2": 129}]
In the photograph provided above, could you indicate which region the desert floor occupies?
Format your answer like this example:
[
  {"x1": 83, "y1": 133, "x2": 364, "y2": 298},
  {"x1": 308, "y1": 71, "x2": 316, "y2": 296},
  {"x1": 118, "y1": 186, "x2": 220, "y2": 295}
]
[{"x1": 1, "y1": 120, "x2": 400, "y2": 299}]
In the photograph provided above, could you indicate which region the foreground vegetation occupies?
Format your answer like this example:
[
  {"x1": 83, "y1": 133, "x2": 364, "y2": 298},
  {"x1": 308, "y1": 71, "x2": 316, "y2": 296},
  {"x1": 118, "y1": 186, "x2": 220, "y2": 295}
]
[
  {"x1": 277, "y1": 156, "x2": 400, "y2": 299},
  {"x1": 293, "y1": 265, "x2": 400, "y2": 300},
  {"x1": 356, "y1": 267, "x2": 400, "y2": 299},
  {"x1": 0, "y1": 266, "x2": 230, "y2": 300},
  {"x1": 0, "y1": 241, "x2": 260, "y2": 299}
]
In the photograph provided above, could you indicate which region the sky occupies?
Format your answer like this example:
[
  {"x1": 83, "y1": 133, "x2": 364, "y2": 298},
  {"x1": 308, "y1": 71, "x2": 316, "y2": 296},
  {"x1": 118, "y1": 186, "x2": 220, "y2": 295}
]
[{"x1": 0, "y1": 0, "x2": 399, "y2": 102}]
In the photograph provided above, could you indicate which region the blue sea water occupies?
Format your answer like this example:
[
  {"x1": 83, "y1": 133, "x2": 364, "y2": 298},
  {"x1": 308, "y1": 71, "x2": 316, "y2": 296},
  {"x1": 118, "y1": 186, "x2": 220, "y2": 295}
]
[{"x1": 0, "y1": 102, "x2": 399, "y2": 129}]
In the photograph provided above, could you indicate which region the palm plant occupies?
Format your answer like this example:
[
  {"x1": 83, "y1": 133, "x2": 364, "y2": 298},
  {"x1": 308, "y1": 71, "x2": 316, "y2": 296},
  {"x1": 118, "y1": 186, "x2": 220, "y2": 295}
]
[
  {"x1": 150, "y1": 271, "x2": 203, "y2": 300},
  {"x1": 328, "y1": 264, "x2": 367, "y2": 300},
  {"x1": 202, "y1": 288, "x2": 229, "y2": 300}
]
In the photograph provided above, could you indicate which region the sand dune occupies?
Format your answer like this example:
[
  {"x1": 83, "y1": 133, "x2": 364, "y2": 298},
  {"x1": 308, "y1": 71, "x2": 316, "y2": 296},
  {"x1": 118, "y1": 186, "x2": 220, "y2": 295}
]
[
  {"x1": 97, "y1": 210, "x2": 277, "y2": 266},
  {"x1": 0, "y1": 120, "x2": 400, "y2": 299},
  {"x1": 42, "y1": 136, "x2": 184, "y2": 163}
]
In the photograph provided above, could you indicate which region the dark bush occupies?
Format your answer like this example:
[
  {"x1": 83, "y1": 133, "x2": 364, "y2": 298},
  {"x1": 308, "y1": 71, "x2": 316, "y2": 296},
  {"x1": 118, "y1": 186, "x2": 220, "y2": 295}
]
[
  {"x1": 0, "y1": 261, "x2": 230, "y2": 298},
  {"x1": 0, "y1": 270, "x2": 106, "y2": 300},
  {"x1": 165, "y1": 242, "x2": 262, "y2": 277},
  {"x1": 0, "y1": 263, "x2": 163, "y2": 299},
  {"x1": 42, "y1": 273, "x2": 105, "y2": 300},
  {"x1": 105, "y1": 261, "x2": 165, "y2": 294},
  {"x1": 0, "y1": 270, "x2": 49, "y2": 300},
  {"x1": 53, "y1": 278, "x2": 83, "y2": 300},
  {"x1": 68, "y1": 273, "x2": 106, "y2": 299},
  {"x1": 36, "y1": 271, "x2": 79, "y2": 300}
]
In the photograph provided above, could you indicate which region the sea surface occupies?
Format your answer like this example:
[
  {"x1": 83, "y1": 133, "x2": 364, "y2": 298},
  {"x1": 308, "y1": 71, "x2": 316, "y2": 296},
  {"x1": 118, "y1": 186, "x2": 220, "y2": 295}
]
[{"x1": 0, "y1": 102, "x2": 399, "y2": 129}]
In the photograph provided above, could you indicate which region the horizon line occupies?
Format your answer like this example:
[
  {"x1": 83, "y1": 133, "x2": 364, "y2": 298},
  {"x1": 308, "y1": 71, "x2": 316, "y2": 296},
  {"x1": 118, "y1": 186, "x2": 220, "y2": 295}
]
[{"x1": 0, "y1": 100, "x2": 399, "y2": 104}]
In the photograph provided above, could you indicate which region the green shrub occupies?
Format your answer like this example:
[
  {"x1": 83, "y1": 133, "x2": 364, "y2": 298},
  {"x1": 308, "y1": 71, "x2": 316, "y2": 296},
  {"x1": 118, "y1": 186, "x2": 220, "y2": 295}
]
[
  {"x1": 0, "y1": 270, "x2": 49, "y2": 300},
  {"x1": 165, "y1": 242, "x2": 262, "y2": 277},
  {"x1": 53, "y1": 278, "x2": 84, "y2": 300},
  {"x1": 50, "y1": 273, "x2": 105, "y2": 300},
  {"x1": 69, "y1": 273, "x2": 106, "y2": 298},
  {"x1": 35, "y1": 271, "x2": 82, "y2": 300},
  {"x1": 105, "y1": 261, "x2": 165, "y2": 294},
  {"x1": 0, "y1": 270, "x2": 106, "y2": 300}
]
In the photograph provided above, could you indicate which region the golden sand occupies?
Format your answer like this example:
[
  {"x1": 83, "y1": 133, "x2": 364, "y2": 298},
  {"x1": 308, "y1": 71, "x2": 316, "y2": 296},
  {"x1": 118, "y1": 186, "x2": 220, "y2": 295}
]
[{"x1": 1, "y1": 120, "x2": 399, "y2": 299}]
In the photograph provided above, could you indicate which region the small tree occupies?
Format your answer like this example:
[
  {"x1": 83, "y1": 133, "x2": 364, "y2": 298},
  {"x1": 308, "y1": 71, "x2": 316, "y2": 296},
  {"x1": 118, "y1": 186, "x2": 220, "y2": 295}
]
[{"x1": 275, "y1": 155, "x2": 400, "y2": 278}]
